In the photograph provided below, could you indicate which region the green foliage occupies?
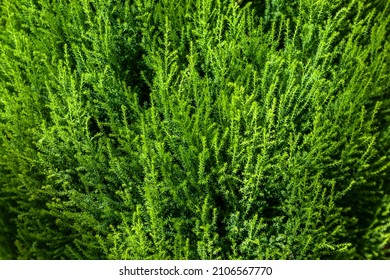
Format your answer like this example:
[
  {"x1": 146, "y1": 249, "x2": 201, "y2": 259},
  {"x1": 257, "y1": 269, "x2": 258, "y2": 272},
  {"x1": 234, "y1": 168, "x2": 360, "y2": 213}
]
[{"x1": 0, "y1": 0, "x2": 389, "y2": 259}]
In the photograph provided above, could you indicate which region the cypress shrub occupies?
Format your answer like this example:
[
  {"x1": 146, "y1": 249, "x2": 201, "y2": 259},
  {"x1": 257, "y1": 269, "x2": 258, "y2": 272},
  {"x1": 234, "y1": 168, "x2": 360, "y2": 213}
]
[{"x1": 0, "y1": 0, "x2": 389, "y2": 259}]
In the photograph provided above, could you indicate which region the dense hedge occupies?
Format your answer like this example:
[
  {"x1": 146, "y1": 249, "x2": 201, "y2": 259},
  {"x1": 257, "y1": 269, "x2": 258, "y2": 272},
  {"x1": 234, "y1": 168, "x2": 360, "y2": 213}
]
[{"x1": 0, "y1": 0, "x2": 389, "y2": 260}]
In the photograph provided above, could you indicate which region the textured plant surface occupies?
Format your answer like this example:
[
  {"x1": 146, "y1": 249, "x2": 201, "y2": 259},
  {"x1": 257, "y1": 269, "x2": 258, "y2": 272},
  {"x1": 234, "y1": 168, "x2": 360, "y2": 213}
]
[{"x1": 0, "y1": 0, "x2": 389, "y2": 260}]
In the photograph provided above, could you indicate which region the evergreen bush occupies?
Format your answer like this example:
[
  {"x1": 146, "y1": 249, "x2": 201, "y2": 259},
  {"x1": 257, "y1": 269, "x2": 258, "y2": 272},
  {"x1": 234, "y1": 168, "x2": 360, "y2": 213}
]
[{"x1": 0, "y1": 0, "x2": 389, "y2": 259}]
